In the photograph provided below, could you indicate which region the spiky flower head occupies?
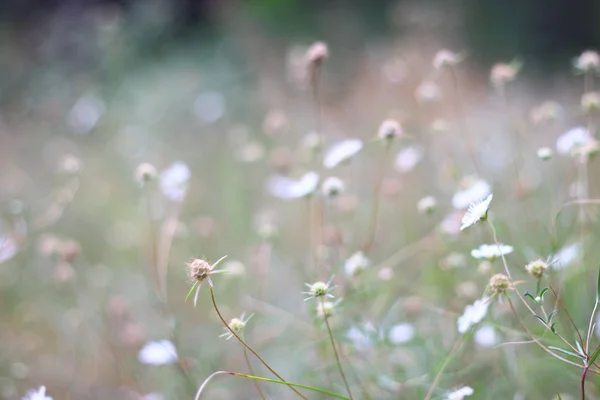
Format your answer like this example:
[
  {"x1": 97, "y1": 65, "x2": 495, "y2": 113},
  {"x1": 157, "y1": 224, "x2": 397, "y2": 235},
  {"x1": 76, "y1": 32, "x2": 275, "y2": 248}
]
[
  {"x1": 489, "y1": 273, "x2": 510, "y2": 294},
  {"x1": 303, "y1": 276, "x2": 336, "y2": 301},
  {"x1": 525, "y1": 259, "x2": 548, "y2": 278},
  {"x1": 378, "y1": 119, "x2": 402, "y2": 141},
  {"x1": 186, "y1": 255, "x2": 228, "y2": 307},
  {"x1": 220, "y1": 313, "x2": 253, "y2": 340}
]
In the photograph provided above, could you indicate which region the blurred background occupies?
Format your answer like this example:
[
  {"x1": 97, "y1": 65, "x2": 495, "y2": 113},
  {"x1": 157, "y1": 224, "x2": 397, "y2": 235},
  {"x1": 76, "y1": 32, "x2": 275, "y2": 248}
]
[{"x1": 2, "y1": 0, "x2": 600, "y2": 399}]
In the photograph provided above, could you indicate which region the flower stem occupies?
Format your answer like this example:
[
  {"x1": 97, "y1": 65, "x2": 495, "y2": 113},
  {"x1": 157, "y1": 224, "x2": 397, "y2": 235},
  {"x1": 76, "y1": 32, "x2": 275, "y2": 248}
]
[
  {"x1": 243, "y1": 344, "x2": 266, "y2": 400},
  {"x1": 320, "y1": 297, "x2": 354, "y2": 400},
  {"x1": 209, "y1": 287, "x2": 308, "y2": 399},
  {"x1": 423, "y1": 336, "x2": 464, "y2": 400}
]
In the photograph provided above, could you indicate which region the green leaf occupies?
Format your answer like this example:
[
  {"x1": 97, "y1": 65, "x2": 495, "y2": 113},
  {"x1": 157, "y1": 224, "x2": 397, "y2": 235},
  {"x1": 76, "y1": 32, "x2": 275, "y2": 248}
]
[
  {"x1": 548, "y1": 346, "x2": 585, "y2": 360},
  {"x1": 532, "y1": 315, "x2": 547, "y2": 325},
  {"x1": 547, "y1": 310, "x2": 558, "y2": 324},
  {"x1": 524, "y1": 292, "x2": 537, "y2": 303},
  {"x1": 550, "y1": 322, "x2": 558, "y2": 334},
  {"x1": 186, "y1": 281, "x2": 199, "y2": 302},
  {"x1": 557, "y1": 393, "x2": 562, "y2": 400},
  {"x1": 587, "y1": 345, "x2": 600, "y2": 367},
  {"x1": 539, "y1": 287, "x2": 549, "y2": 301}
]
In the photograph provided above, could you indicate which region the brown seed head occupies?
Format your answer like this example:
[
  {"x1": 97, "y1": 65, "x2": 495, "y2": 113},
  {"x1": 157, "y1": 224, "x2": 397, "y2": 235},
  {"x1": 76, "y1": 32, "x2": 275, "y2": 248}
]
[
  {"x1": 489, "y1": 273, "x2": 510, "y2": 294},
  {"x1": 187, "y1": 258, "x2": 212, "y2": 283}
]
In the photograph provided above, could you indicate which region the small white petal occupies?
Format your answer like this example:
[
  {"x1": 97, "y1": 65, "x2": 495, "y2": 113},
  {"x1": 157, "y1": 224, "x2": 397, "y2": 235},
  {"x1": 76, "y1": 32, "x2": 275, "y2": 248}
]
[
  {"x1": 470, "y1": 243, "x2": 513, "y2": 260},
  {"x1": 344, "y1": 251, "x2": 370, "y2": 276},
  {"x1": 323, "y1": 139, "x2": 363, "y2": 169},
  {"x1": 556, "y1": 127, "x2": 592, "y2": 154},
  {"x1": 460, "y1": 193, "x2": 493, "y2": 231},
  {"x1": 160, "y1": 162, "x2": 191, "y2": 202},
  {"x1": 388, "y1": 323, "x2": 415, "y2": 344},
  {"x1": 474, "y1": 325, "x2": 497, "y2": 347},
  {"x1": 457, "y1": 298, "x2": 489, "y2": 334},
  {"x1": 22, "y1": 386, "x2": 53, "y2": 400},
  {"x1": 138, "y1": 340, "x2": 178, "y2": 365},
  {"x1": 447, "y1": 386, "x2": 474, "y2": 400},
  {"x1": 267, "y1": 172, "x2": 319, "y2": 199}
]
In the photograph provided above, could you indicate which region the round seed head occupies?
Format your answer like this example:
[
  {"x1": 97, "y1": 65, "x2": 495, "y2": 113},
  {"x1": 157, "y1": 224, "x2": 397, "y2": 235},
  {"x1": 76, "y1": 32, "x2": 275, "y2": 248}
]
[
  {"x1": 489, "y1": 273, "x2": 510, "y2": 294},
  {"x1": 525, "y1": 259, "x2": 548, "y2": 278},
  {"x1": 187, "y1": 258, "x2": 212, "y2": 283}
]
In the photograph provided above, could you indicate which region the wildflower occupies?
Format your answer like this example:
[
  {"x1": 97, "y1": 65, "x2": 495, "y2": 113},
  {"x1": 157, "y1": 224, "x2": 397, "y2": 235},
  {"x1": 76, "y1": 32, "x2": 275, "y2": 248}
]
[
  {"x1": 460, "y1": 193, "x2": 493, "y2": 231},
  {"x1": 471, "y1": 243, "x2": 513, "y2": 260},
  {"x1": 306, "y1": 41, "x2": 329, "y2": 66},
  {"x1": 556, "y1": 127, "x2": 592, "y2": 155},
  {"x1": 321, "y1": 177, "x2": 345, "y2": 197},
  {"x1": 582, "y1": 91, "x2": 600, "y2": 112},
  {"x1": 159, "y1": 162, "x2": 191, "y2": 202},
  {"x1": 573, "y1": 138, "x2": 600, "y2": 161},
  {"x1": 316, "y1": 300, "x2": 337, "y2": 318},
  {"x1": 22, "y1": 386, "x2": 53, "y2": 400},
  {"x1": 457, "y1": 298, "x2": 489, "y2": 334},
  {"x1": 452, "y1": 178, "x2": 491, "y2": 209},
  {"x1": 138, "y1": 340, "x2": 178, "y2": 366},
  {"x1": 433, "y1": 49, "x2": 461, "y2": 69},
  {"x1": 537, "y1": 147, "x2": 553, "y2": 161},
  {"x1": 417, "y1": 196, "x2": 437, "y2": 215},
  {"x1": 303, "y1": 277, "x2": 336, "y2": 301},
  {"x1": 415, "y1": 80, "x2": 443, "y2": 103},
  {"x1": 66, "y1": 94, "x2": 105, "y2": 134},
  {"x1": 220, "y1": 313, "x2": 253, "y2": 340},
  {"x1": 344, "y1": 251, "x2": 370, "y2": 276},
  {"x1": 474, "y1": 325, "x2": 498, "y2": 348},
  {"x1": 378, "y1": 119, "x2": 402, "y2": 141},
  {"x1": 447, "y1": 386, "x2": 474, "y2": 400},
  {"x1": 550, "y1": 243, "x2": 580, "y2": 270},
  {"x1": 529, "y1": 101, "x2": 562, "y2": 125},
  {"x1": 395, "y1": 146, "x2": 422, "y2": 173},
  {"x1": 525, "y1": 259, "x2": 548, "y2": 278},
  {"x1": 267, "y1": 171, "x2": 319, "y2": 199},
  {"x1": 186, "y1": 255, "x2": 228, "y2": 306},
  {"x1": 323, "y1": 139, "x2": 363, "y2": 168},
  {"x1": 490, "y1": 62, "x2": 520, "y2": 87},
  {"x1": 574, "y1": 50, "x2": 600, "y2": 73},
  {"x1": 388, "y1": 323, "x2": 415, "y2": 344},
  {"x1": 135, "y1": 163, "x2": 157, "y2": 186},
  {"x1": 489, "y1": 273, "x2": 511, "y2": 294}
]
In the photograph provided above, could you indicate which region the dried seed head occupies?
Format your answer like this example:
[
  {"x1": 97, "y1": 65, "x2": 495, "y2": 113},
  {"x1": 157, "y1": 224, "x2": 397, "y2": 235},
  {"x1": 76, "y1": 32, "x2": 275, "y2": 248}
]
[
  {"x1": 187, "y1": 258, "x2": 212, "y2": 283},
  {"x1": 228, "y1": 318, "x2": 246, "y2": 333},
  {"x1": 490, "y1": 63, "x2": 519, "y2": 87},
  {"x1": 582, "y1": 91, "x2": 600, "y2": 113},
  {"x1": 525, "y1": 259, "x2": 548, "y2": 278},
  {"x1": 322, "y1": 177, "x2": 345, "y2": 197},
  {"x1": 378, "y1": 119, "x2": 402, "y2": 140},
  {"x1": 135, "y1": 162, "x2": 157, "y2": 186},
  {"x1": 306, "y1": 41, "x2": 329, "y2": 66},
  {"x1": 489, "y1": 273, "x2": 510, "y2": 294},
  {"x1": 432, "y1": 49, "x2": 461, "y2": 69}
]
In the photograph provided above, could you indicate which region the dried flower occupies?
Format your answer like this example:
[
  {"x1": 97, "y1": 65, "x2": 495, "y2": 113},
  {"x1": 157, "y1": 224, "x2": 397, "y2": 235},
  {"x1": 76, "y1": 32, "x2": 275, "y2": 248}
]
[
  {"x1": 136, "y1": 163, "x2": 157, "y2": 186},
  {"x1": 378, "y1": 119, "x2": 402, "y2": 141},
  {"x1": 306, "y1": 41, "x2": 329, "y2": 66},
  {"x1": 525, "y1": 259, "x2": 548, "y2": 278},
  {"x1": 574, "y1": 50, "x2": 600, "y2": 73},
  {"x1": 220, "y1": 313, "x2": 253, "y2": 340},
  {"x1": 489, "y1": 273, "x2": 510, "y2": 294},
  {"x1": 303, "y1": 277, "x2": 336, "y2": 301},
  {"x1": 471, "y1": 243, "x2": 513, "y2": 261},
  {"x1": 537, "y1": 147, "x2": 553, "y2": 160},
  {"x1": 490, "y1": 62, "x2": 521, "y2": 87},
  {"x1": 321, "y1": 177, "x2": 345, "y2": 197},
  {"x1": 529, "y1": 101, "x2": 562, "y2": 125},
  {"x1": 460, "y1": 193, "x2": 493, "y2": 231},
  {"x1": 186, "y1": 255, "x2": 228, "y2": 306}
]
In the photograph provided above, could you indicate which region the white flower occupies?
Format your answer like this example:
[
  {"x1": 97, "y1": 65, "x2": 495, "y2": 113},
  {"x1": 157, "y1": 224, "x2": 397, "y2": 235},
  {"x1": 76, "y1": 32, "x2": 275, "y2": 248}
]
[
  {"x1": 459, "y1": 193, "x2": 493, "y2": 231},
  {"x1": 457, "y1": 298, "x2": 489, "y2": 334},
  {"x1": 160, "y1": 162, "x2": 191, "y2": 202},
  {"x1": 267, "y1": 171, "x2": 319, "y2": 199},
  {"x1": 0, "y1": 235, "x2": 18, "y2": 264},
  {"x1": 537, "y1": 147, "x2": 553, "y2": 160},
  {"x1": 395, "y1": 146, "x2": 422, "y2": 173},
  {"x1": 447, "y1": 386, "x2": 474, "y2": 400},
  {"x1": 453, "y1": 180, "x2": 491, "y2": 209},
  {"x1": 138, "y1": 340, "x2": 178, "y2": 365},
  {"x1": 323, "y1": 139, "x2": 363, "y2": 168},
  {"x1": 66, "y1": 95, "x2": 105, "y2": 134},
  {"x1": 321, "y1": 177, "x2": 345, "y2": 197},
  {"x1": 344, "y1": 251, "x2": 370, "y2": 276},
  {"x1": 474, "y1": 325, "x2": 497, "y2": 347},
  {"x1": 22, "y1": 386, "x2": 53, "y2": 400},
  {"x1": 556, "y1": 127, "x2": 592, "y2": 154},
  {"x1": 471, "y1": 243, "x2": 513, "y2": 260},
  {"x1": 550, "y1": 243, "x2": 580, "y2": 270},
  {"x1": 433, "y1": 49, "x2": 461, "y2": 69},
  {"x1": 574, "y1": 50, "x2": 600, "y2": 72},
  {"x1": 415, "y1": 80, "x2": 442, "y2": 103},
  {"x1": 388, "y1": 323, "x2": 415, "y2": 344}
]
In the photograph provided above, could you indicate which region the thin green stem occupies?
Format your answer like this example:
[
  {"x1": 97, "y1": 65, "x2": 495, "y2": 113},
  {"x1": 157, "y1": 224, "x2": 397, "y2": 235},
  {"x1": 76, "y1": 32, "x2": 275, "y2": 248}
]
[
  {"x1": 362, "y1": 143, "x2": 392, "y2": 254},
  {"x1": 320, "y1": 297, "x2": 354, "y2": 400},
  {"x1": 194, "y1": 371, "x2": 351, "y2": 400},
  {"x1": 243, "y1": 344, "x2": 266, "y2": 400},
  {"x1": 423, "y1": 336, "x2": 464, "y2": 400},
  {"x1": 586, "y1": 301, "x2": 599, "y2": 354},
  {"x1": 209, "y1": 287, "x2": 308, "y2": 399}
]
